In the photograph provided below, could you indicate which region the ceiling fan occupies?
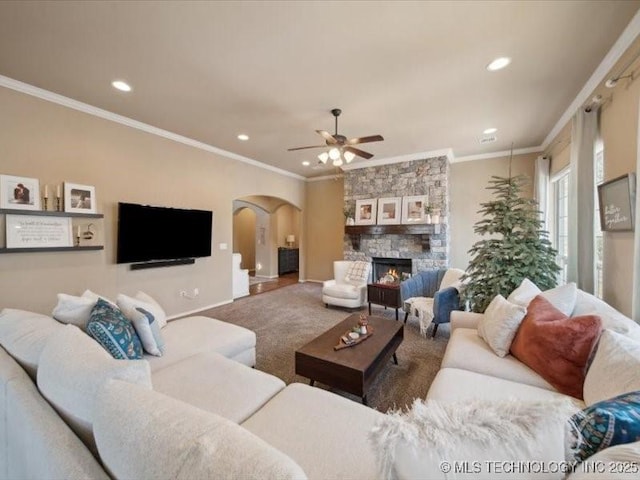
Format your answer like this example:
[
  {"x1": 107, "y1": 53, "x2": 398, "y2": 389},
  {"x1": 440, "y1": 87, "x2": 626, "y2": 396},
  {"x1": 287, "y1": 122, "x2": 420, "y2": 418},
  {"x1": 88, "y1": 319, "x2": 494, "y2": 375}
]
[{"x1": 288, "y1": 108, "x2": 384, "y2": 166}]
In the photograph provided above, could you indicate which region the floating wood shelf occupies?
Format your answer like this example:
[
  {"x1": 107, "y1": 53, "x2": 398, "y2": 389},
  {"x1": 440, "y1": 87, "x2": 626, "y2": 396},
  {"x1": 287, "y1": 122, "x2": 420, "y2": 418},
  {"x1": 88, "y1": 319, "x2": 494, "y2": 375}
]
[
  {"x1": 345, "y1": 224, "x2": 440, "y2": 251},
  {"x1": 0, "y1": 246, "x2": 104, "y2": 254},
  {"x1": 0, "y1": 208, "x2": 104, "y2": 218}
]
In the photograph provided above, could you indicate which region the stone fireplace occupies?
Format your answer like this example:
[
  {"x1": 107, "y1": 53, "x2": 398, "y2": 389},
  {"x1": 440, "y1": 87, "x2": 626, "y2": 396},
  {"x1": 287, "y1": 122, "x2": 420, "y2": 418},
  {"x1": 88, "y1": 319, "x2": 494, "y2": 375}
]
[
  {"x1": 371, "y1": 257, "x2": 412, "y2": 283},
  {"x1": 343, "y1": 155, "x2": 450, "y2": 273}
]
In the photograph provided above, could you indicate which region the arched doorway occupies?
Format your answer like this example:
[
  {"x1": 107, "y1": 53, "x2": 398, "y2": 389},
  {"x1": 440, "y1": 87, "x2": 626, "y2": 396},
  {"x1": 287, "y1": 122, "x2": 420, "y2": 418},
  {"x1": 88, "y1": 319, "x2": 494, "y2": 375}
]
[{"x1": 232, "y1": 196, "x2": 302, "y2": 295}]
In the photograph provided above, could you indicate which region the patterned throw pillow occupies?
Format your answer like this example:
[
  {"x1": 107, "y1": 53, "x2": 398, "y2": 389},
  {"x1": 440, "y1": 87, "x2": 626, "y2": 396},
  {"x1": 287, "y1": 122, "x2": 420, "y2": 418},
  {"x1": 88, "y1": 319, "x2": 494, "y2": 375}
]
[
  {"x1": 130, "y1": 307, "x2": 165, "y2": 357},
  {"x1": 344, "y1": 261, "x2": 370, "y2": 284},
  {"x1": 571, "y1": 390, "x2": 640, "y2": 463},
  {"x1": 86, "y1": 299, "x2": 143, "y2": 360}
]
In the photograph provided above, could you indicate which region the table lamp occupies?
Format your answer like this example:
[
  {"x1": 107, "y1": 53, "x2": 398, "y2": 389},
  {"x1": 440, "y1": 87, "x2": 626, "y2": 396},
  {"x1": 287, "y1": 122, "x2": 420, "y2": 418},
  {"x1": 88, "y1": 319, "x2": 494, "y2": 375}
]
[{"x1": 286, "y1": 234, "x2": 295, "y2": 247}]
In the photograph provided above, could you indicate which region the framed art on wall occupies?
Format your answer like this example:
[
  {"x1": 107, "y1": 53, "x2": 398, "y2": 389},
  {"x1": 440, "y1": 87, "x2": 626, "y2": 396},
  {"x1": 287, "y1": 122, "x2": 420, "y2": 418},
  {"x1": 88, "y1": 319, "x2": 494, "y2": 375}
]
[
  {"x1": 0, "y1": 174, "x2": 41, "y2": 210},
  {"x1": 377, "y1": 197, "x2": 401, "y2": 225},
  {"x1": 355, "y1": 198, "x2": 377, "y2": 225},
  {"x1": 6, "y1": 214, "x2": 73, "y2": 248},
  {"x1": 64, "y1": 182, "x2": 97, "y2": 214},
  {"x1": 401, "y1": 195, "x2": 428, "y2": 224},
  {"x1": 597, "y1": 173, "x2": 636, "y2": 231}
]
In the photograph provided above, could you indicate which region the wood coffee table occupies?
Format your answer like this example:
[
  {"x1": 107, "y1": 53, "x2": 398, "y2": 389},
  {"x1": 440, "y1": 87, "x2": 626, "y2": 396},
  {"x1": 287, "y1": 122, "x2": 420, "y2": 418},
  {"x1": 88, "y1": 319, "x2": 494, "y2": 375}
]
[{"x1": 295, "y1": 314, "x2": 404, "y2": 405}]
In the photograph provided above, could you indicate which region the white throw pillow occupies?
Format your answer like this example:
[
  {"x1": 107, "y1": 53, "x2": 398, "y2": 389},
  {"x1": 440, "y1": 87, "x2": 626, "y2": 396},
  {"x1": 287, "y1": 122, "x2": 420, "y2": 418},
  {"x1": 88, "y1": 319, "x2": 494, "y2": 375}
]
[
  {"x1": 52, "y1": 293, "x2": 98, "y2": 330},
  {"x1": 572, "y1": 290, "x2": 640, "y2": 342},
  {"x1": 344, "y1": 261, "x2": 370, "y2": 285},
  {"x1": 439, "y1": 268, "x2": 465, "y2": 291},
  {"x1": 93, "y1": 379, "x2": 306, "y2": 480},
  {"x1": 128, "y1": 307, "x2": 165, "y2": 357},
  {"x1": 477, "y1": 295, "x2": 527, "y2": 357},
  {"x1": 37, "y1": 325, "x2": 151, "y2": 450},
  {"x1": 369, "y1": 397, "x2": 578, "y2": 480},
  {"x1": 583, "y1": 330, "x2": 640, "y2": 406},
  {"x1": 507, "y1": 278, "x2": 541, "y2": 307},
  {"x1": 0, "y1": 308, "x2": 64, "y2": 378},
  {"x1": 82, "y1": 289, "x2": 116, "y2": 306},
  {"x1": 133, "y1": 291, "x2": 167, "y2": 329},
  {"x1": 507, "y1": 279, "x2": 577, "y2": 316}
]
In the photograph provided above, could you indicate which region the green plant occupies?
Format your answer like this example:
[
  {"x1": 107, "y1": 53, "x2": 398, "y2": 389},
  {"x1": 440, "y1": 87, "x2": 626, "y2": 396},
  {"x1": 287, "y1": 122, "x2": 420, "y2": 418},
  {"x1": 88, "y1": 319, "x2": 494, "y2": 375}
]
[
  {"x1": 424, "y1": 204, "x2": 433, "y2": 214},
  {"x1": 343, "y1": 206, "x2": 353, "y2": 218},
  {"x1": 460, "y1": 174, "x2": 560, "y2": 313}
]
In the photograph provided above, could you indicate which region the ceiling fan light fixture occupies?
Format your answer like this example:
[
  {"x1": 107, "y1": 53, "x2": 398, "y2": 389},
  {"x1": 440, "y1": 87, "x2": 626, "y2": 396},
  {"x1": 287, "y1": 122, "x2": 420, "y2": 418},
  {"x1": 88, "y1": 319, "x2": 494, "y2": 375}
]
[
  {"x1": 333, "y1": 158, "x2": 343, "y2": 167},
  {"x1": 344, "y1": 150, "x2": 356, "y2": 163},
  {"x1": 318, "y1": 152, "x2": 329, "y2": 164},
  {"x1": 328, "y1": 147, "x2": 340, "y2": 160}
]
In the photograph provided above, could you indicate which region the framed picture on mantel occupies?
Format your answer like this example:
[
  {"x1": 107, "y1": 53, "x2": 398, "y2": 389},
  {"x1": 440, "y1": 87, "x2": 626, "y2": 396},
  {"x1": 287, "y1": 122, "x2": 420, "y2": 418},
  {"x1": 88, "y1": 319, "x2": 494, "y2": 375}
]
[
  {"x1": 402, "y1": 195, "x2": 428, "y2": 224},
  {"x1": 377, "y1": 197, "x2": 401, "y2": 225},
  {"x1": 355, "y1": 198, "x2": 377, "y2": 225}
]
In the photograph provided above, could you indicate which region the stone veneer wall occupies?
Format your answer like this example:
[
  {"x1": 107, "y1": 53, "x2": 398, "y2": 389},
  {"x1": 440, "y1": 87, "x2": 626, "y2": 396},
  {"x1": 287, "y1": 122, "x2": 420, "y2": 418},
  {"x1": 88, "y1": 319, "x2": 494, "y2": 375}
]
[{"x1": 344, "y1": 156, "x2": 449, "y2": 272}]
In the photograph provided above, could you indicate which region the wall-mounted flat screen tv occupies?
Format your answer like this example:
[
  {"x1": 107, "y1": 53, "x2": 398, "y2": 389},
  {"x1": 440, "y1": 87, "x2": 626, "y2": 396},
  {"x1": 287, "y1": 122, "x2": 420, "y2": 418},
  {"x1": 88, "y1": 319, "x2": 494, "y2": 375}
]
[{"x1": 117, "y1": 202, "x2": 213, "y2": 264}]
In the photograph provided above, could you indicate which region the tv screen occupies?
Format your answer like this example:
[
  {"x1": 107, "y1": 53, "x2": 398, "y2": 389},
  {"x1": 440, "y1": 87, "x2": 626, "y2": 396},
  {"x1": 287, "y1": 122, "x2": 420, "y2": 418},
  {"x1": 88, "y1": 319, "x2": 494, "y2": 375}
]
[{"x1": 117, "y1": 202, "x2": 212, "y2": 264}]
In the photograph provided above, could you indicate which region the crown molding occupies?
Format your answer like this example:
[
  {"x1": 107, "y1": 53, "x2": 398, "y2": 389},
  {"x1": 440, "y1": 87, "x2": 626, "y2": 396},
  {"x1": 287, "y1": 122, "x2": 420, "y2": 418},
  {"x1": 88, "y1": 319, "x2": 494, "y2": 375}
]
[
  {"x1": 306, "y1": 174, "x2": 344, "y2": 182},
  {"x1": 452, "y1": 145, "x2": 543, "y2": 163},
  {"x1": 542, "y1": 9, "x2": 640, "y2": 149},
  {"x1": 340, "y1": 148, "x2": 454, "y2": 171},
  {"x1": 0, "y1": 75, "x2": 306, "y2": 181}
]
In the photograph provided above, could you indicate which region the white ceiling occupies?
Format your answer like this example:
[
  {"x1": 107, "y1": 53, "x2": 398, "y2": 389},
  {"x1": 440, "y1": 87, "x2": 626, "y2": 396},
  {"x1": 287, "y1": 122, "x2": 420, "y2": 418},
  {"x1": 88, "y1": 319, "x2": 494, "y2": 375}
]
[{"x1": 0, "y1": 1, "x2": 638, "y2": 178}]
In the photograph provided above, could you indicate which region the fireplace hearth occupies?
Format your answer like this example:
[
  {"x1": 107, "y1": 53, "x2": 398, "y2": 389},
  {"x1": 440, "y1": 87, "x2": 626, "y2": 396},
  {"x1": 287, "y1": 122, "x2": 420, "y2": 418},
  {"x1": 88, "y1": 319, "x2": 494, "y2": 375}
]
[{"x1": 371, "y1": 257, "x2": 412, "y2": 283}]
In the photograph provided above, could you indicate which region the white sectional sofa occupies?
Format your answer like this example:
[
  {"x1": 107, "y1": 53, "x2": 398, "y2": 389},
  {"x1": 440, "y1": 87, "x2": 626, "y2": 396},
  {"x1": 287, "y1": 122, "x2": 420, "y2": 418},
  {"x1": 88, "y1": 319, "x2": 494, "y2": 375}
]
[{"x1": 1, "y1": 288, "x2": 639, "y2": 479}]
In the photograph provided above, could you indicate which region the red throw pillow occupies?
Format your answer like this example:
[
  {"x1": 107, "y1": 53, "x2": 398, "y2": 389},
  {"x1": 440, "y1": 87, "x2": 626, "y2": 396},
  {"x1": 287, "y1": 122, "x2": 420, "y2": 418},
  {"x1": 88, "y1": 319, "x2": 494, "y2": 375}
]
[{"x1": 510, "y1": 295, "x2": 601, "y2": 399}]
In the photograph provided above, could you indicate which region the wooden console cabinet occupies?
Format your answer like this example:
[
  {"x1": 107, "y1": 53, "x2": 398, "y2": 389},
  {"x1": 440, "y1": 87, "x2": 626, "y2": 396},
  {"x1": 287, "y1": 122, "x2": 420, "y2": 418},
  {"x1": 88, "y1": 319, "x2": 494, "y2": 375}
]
[{"x1": 367, "y1": 283, "x2": 402, "y2": 321}]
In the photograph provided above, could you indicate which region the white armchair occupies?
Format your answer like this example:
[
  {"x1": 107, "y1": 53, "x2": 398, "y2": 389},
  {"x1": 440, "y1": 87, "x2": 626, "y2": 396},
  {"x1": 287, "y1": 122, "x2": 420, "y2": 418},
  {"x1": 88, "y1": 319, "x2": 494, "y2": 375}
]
[{"x1": 322, "y1": 260, "x2": 371, "y2": 309}]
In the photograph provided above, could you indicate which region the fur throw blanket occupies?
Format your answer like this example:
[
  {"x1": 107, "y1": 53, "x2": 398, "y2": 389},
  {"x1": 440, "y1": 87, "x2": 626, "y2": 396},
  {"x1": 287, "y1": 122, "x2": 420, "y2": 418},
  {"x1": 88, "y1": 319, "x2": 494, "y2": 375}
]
[{"x1": 369, "y1": 397, "x2": 581, "y2": 479}]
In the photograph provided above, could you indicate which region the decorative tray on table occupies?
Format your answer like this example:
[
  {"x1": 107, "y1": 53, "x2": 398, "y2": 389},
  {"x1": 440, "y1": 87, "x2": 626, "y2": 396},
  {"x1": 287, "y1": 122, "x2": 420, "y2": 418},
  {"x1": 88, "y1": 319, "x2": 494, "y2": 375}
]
[{"x1": 334, "y1": 326, "x2": 374, "y2": 350}]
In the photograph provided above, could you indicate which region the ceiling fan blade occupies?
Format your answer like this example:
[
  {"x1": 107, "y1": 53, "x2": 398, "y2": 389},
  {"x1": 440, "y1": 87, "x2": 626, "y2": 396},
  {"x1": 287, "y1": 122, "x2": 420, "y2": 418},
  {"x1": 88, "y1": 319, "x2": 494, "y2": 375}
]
[
  {"x1": 344, "y1": 146, "x2": 373, "y2": 159},
  {"x1": 316, "y1": 130, "x2": 338, "y2": 144},
  {"x1": 287, "y1": 145, "x2": 327, "y2": 151},
  {"x1": 346, "y1": 135, "x2": 384, "y2": 145}
]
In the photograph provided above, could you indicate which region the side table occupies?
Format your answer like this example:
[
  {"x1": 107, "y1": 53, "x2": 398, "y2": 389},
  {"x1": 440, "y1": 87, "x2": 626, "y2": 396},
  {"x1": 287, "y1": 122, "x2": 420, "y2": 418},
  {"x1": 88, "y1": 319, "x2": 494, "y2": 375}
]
[{"x1": 367, "y1": 283, "x2": 402, "y2": 321}]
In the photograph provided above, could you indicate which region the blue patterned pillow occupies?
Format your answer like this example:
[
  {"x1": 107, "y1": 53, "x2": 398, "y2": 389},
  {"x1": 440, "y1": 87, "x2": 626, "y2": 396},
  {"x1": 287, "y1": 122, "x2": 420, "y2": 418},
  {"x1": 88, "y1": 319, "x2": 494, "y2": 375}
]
[
  {"x1": 86, "y1": 299, "x2": 143, "y2": 360},
  {"x1": 571, "y1": 390, "x2": 640, "y2": 462}
]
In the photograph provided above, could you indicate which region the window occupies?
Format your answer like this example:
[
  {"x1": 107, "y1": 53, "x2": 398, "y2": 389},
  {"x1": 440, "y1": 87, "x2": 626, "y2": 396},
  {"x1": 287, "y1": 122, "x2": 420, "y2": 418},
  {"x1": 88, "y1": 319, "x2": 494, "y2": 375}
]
[
  {"x1": 594, "y1": 142, "x2": 604, "y2": 298},
  {"x1": 551, "y1": 168, "x2": 570, "y2": 285}
]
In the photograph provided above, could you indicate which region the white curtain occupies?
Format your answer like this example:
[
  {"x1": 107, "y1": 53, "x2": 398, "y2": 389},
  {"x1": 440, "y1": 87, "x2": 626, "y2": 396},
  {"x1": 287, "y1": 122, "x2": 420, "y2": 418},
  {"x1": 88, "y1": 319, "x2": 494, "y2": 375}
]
[
  {"x1": 567, "y1": 107, "x2": 599, "y2": 293},
  {"x1": 534, "y1": 155, "x2": 550, "y2": 229},
  {"x1": 633, "y1": 100, "x2": 640, "y2": 322}
]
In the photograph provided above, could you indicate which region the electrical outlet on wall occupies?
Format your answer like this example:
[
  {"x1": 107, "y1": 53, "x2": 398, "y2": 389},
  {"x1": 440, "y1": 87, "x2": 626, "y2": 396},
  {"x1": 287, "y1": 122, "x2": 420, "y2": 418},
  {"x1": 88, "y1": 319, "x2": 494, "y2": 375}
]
[{"x1": 180, "y1": 289, "x2": 199, "y2": 300}]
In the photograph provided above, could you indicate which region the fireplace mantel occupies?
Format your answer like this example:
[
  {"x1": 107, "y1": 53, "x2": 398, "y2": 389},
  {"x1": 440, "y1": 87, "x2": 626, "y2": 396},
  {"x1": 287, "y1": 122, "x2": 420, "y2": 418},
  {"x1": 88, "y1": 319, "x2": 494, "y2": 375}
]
[{"x1": 344, "y1": 224, "x2": 440, "y2": 251}]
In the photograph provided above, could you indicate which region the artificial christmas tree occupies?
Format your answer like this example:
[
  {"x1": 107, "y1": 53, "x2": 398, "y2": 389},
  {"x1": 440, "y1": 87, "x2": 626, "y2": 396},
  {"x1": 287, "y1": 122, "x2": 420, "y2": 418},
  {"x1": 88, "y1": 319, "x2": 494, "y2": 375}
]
[{"x1": 461, "y1": 174, "x2": 560, "y2": 313}]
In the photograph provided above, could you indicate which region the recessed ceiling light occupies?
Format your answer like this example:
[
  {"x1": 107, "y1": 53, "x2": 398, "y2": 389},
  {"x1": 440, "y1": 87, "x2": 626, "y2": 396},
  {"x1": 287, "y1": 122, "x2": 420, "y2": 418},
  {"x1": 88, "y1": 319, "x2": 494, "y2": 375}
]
[
  {"x1": 483, "y1": 127, "x2": 498, "y2": 135},
  {"x1": 111, "y1": 80, "x2": 132, "y2": 92},
  {"x1": 302, "y1": 161, "x2": 310, "y2": 166},
  {"x1": 237, "y1": 134, "x2": 249, "y2": 141},
  {"x1": 486, "y1": 57, "x2": 511, "y2": 71}
]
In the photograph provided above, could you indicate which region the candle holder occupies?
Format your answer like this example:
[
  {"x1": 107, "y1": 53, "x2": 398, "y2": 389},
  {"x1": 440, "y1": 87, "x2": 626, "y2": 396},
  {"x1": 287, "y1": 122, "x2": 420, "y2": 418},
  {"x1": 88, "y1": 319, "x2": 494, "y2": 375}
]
[
  {"x1": 55, "y1": 196, "x2": 61, "y2": 212},
  {"x1": 43, "y1": 197, "x2": 48, "y2": 211},
  {"x1": 75, "y1": 235, "x2": 81, "y2": 247}
]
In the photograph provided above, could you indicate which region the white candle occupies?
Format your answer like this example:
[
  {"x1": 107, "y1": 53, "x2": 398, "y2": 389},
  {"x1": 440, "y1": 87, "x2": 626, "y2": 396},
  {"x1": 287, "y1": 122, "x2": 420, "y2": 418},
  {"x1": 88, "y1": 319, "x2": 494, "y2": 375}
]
[
  {"x1": 44, "y1": 185, "x2": 49, "y2": 198},
  {"x1": 56, "y1": 184, "x2": 61, "y2": 198},
  {"x1": 77, "y1": 225, "x2": 81, "y2": 238}
]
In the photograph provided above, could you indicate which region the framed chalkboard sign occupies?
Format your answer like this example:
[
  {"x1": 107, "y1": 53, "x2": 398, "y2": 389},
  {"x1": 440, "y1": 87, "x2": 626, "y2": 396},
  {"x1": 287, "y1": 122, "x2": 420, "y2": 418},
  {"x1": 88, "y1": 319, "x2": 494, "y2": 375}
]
[{"x1": 597, "y1": 173, "x2": 636, "y2": 231}]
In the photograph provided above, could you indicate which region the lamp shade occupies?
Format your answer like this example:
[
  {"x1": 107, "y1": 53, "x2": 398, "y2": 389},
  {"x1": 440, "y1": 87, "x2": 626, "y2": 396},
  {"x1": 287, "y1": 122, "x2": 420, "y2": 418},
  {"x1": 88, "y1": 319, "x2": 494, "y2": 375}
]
[
  {"x1": 318, "y1": 152, "x2": 329, "y2": 163},
  {"x1": 286, "y1": 235, "x2": 295, "y2": 244},
  {"x1": 328, "y1": 147, "x2": 340, "y2": 160}
]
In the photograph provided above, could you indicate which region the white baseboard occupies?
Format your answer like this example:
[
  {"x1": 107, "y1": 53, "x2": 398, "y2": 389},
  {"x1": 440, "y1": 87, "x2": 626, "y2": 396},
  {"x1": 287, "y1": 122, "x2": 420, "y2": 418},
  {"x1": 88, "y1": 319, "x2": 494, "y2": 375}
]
[
  {"x1": 304, "y1": 279, "x2": 325, "y2": 284},
  {"x1": 167, "y1": 298, "x2": 233, "y2": 320}
]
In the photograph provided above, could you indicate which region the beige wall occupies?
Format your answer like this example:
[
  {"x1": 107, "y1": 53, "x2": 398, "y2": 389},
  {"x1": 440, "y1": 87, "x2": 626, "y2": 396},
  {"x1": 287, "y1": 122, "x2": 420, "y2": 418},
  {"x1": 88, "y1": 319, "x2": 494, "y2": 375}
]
[
  {"x1": 304, "y1": 177, "x2": 344, "y2": 281},
  {"x1": 275, "y1": 204, "x2": 297, "y2": 248},
  {"x1": 232, "y1": 207, "x2": 256, "y2": 270},
  {"x1": 449, "y1": 153, "x2": 538, "y2": 270},
  {"x1": 542, "y1": 36, "x2": 640, "y2": 316},
  {"x1": 0, "y1": 87, "x2": 304, "y2": 316},
  {"x1": 599, "y1": 65, "x2": 640, "y2": 316}
]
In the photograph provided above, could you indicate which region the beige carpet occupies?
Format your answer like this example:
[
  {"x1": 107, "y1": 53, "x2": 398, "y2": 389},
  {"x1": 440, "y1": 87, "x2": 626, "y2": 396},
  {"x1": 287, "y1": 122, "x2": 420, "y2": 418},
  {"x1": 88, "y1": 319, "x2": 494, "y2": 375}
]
[{"x1": 200, "y1": 282, "x2": 450, "y2": 412}]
